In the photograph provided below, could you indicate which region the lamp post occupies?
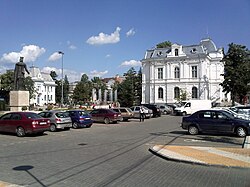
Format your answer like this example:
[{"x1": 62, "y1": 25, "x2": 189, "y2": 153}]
[{"x1": 58, "y1": 51, "x2": 64, "y2": 108}]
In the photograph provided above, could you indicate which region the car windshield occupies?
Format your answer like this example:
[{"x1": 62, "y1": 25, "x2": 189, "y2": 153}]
[
  {"x1": 56, "y1": 112, "x2": 70, "y2": 118},
  {"x1": 25, "y1": 113, "x2": 43, "y2": 119},
  {"x1": 127, "y1": 108, "x2": 133, "y2": 113}
]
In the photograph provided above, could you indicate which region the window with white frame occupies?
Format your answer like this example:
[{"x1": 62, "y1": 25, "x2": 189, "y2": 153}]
[
  {"x1": 192, "y1": 66, "x2": 198, "y2": 78},
  {"x1": 174, "y1": 67, "x2": 180, "y2": 78},
  {"x1": 174, "y1": 87, "x2": 180, "y2": 99},
  {"x1": 158, "y1": 68, "x2": 163, "y2": 79},
  {"x1": 175, "y1": 49, "x2": 179, "y2": 56},
  {"x1": 192, "y1": 87, "x2": 198, "y2": 98},
  {"x1": 158, "y1": 87, "x2": 163, "y2": 99}
]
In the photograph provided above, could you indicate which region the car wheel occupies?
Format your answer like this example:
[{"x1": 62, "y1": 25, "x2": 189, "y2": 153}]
[
  {"x1": 182, "y1": 111, "x2": 187, "y2": 116},
  {"x1": 16, "y1": 127, "x2": 25, "y2": 137},
  {"x1": 72, "y1": 122, "x2": 78, "y2": 129},
  {"x1": 104, "y1": 118, "x2": 110, "y2": 124},
  {"x1": 236, "y1": 127, "x2": 246, "y2": 137},
  {"x1": 50, "y1": 124, "x2": 57, "y2": 132},
  {"x1": 188, "y1": 125, "x2": 199, "y2": 135}
]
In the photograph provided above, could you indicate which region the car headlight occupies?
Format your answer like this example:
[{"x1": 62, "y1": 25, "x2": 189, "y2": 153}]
[{"x1": 248, "y1": 123, "x2": 250, "y2": 127}]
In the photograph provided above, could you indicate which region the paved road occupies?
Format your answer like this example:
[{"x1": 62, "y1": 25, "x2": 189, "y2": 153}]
[{"x1": 0, "y1": 115, "x2": 249, "y2": 187}]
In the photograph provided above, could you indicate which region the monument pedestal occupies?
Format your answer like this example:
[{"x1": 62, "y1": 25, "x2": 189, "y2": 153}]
[{"x1": 9, "y1": 91, "x2": 29, "y2": 111}]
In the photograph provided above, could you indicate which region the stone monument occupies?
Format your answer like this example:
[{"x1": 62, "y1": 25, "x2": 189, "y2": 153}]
[{"x1": 9, "y1": 57, "x2": 30, "y2": 111}]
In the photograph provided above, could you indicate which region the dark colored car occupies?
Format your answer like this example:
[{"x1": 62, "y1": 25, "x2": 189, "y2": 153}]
[
  {"x1": 38, "y1": 110, "x2": 72, "y2": 132},
  {"x1": 142, "y1": 104, "x2": 161, "y2": 117},
  {"x1": 0, "y1": 112, "x2": 50, "y2": 137},
  {"x1": 67, "y1": 110, "x2": 93, "y2": 128},
  {"x1": 89, "y1": 109, "x2": 122, "y2": 124},
  {"x1": 181, "y1": 109, "x2": 250, "y2": 137}
]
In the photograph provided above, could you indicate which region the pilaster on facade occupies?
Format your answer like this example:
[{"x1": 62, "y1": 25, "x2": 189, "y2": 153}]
[{"x1": 141, "y1": 38, "x2": 228, "y2": 104}]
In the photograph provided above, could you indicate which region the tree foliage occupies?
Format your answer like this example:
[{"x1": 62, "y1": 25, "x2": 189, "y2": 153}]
[
  {"x1": 23, "y1": 76, "x2": 35, "y2": 99},
  {"x1": 117, "y1": 68, "x2": 141, "y2": 107},
  {"x1": 220, "y1": 43, "x2": 250, "y2": 105},
  {"x1": 156, "y1": 41, "x2": 172, "y2": 48},
  {"x1": 0, "y1": 70, "x2": 14, "y2": 91},
  {"x1": 72, "y1": 74, "x2": 92, "y2": 104}
]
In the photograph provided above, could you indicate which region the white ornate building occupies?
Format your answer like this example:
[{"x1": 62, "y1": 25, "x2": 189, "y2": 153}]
[
  {"x1": 28, "y1": 66, "x2": 56, "y2": 106},
  {"x1": 141, "y1": 38, "x2": 228, "y2": 104}
]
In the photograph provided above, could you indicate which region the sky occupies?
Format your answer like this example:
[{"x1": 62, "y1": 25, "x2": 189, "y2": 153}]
[{"x1": 0, "y1": 0, "x2": 250, "y2": 82}]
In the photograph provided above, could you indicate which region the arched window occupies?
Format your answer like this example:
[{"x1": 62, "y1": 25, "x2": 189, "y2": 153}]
[
  {"x1": 174, "y1": 67, "x2": 180, "y2": 78},
  {"x1": 175, "y1": 49, "x2": 179, "y2": 56},
  {"x1": 192, "y1": 87, "x2": 198, "y2": 98},
  {"x1": 174, "y1": 87, "x2": 180, "y2": 99},
  {"x1": 158, "y1": 87, "x2": 163, "y2": 99}
]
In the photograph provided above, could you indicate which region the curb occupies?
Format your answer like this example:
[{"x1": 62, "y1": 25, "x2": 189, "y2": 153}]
[
  {"x1": 0, "y1": 181, "x2": 23, "y2": 187},
  {"x1": 149, "y1": 146, "x2": 250, "y2": 169}
]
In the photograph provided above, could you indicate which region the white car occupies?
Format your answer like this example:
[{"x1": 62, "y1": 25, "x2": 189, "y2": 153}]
[{"x1": 130, "y1": 106, "x2": 153, "y2": 119}]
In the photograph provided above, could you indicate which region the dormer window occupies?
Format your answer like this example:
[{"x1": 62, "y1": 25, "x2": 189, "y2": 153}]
[{"x1": 175, "y1": 49, "x2": 179, "y2": 56}]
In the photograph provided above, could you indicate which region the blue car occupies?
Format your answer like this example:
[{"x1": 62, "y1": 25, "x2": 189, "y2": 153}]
[{"x1": 67, "y1": 110, "x2": 93, "y2": 128}]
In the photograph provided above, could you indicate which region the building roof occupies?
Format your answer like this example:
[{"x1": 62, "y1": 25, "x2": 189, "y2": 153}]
[
  {"x1": 144, "y1": 38, "x2": 220, "y2": 59},
  {"x1": 28, "y1": 66, "x2": 55, "y2": 82}
]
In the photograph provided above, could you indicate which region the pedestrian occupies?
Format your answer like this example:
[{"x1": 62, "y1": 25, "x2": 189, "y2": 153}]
[{"x1": 139, "y1": 106, "x2": 145, "y2": 122}]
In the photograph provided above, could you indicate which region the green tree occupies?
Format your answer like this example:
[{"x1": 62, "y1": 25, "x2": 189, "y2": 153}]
[
  {"x1": 220, "y1": 43, "x2": 250, "y2": 105},
  {"x1": 63, "y1": 75, "x2": 70, "y2": 104},
  {"x1": 0, "y1": 70, "x2": 14, "y2": 91},
  {"x1": 72, "y1": 74, "x2": 92, "y2": 104},
  {"x1": 156, "y1": 41, "x2": 172, "y2": 48},
  {"x1": 118, "y1": 68, "x2": 138, "y2": 107},
  {"x1": 23, "y1": 76, "x2": 35, "y2": 99}
]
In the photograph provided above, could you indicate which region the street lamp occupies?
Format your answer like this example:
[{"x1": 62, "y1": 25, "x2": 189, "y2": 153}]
[{"x1": 58, "y1": 51, "x2": 64, "y2": 107}]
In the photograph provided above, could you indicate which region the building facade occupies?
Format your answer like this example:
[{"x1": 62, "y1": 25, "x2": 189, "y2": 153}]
[
  {"x1": 28, "y1": 66, "x2": 56, "y2": 106},
  {"x1": 141, "y1": 38, "x2": 228, "y2": 104}
]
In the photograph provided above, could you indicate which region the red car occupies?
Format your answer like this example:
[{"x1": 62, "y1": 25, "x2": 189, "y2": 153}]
[
  {"x1": 0, "y1": 112, "x2": 51, "y2": 137},
  {"x1": 89, "y1": 109, "x2": 122, "y2": 124}
]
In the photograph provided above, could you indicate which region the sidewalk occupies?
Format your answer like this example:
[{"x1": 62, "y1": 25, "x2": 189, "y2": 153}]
[{"x1": 149, "y1": 145, "x2": 250, "y2": 168}]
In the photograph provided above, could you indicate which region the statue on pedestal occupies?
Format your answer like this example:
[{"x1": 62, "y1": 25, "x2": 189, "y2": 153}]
[{"x1": 14, "y1": 57, "x2": 30, "y2": 91}]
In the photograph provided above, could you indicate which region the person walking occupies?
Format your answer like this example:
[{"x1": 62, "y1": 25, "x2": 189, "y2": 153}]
[{"x1": 139, "y1": 106, "x2": 145, "y2": 122}]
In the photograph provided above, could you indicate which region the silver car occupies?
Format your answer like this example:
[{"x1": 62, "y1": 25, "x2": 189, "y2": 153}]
[
  {"x1": 38, "y1": 110, "x2": 72, "y2": 132},
  {"x1": 130, "y1": 106, "x2": 153, "y2": 119}
]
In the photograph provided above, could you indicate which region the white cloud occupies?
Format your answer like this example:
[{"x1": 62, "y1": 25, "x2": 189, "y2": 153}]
[
  {"x1": 86, "y1": 27, "x2": 121, "y2": 45},
  {"x1": 105, "y1": 54, "x2": 111, "y2": 58},
  {"x1": 0, "y1": 45, "x2": 45, "y2": 64},
  {"x1": 41, "y1": 66, "x2": 83, "y2": 82},
  {"x1": 48, "y1": 52, "x2": 62, "y2": 61},
  {"x1": 69, "y1": 45, "x2": 77, "y2": 50},
  {"x1": 89, "y1": 70, "x2": 108, "y2": 77},
  {"x1": 67, "y1": 41, "x2": 77, "y2": 50},
  {"x1": 126, "y1": 28, "x2": 136, "y2": 37},
  {"x1": 120, "y1": 60, "x2": 141, "y2": 67}
]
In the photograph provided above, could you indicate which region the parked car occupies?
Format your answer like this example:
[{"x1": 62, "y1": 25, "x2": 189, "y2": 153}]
[
  {"x1": 130, "y1": 106, "x2": 153, "y2": 119},
  {"x1": 229, "y1": 106, "x2": 250, "y2": 121},
  {"x1": 0, "y1": 112, "x2": 50, "y2": 137},
  {"x1": 67, "y1": 110, "x2": 93, "y2": 128},
  {"x1": 38, "y1": 110, "x2": 72, "y2": 132},
  {"x1": 141, "y1": 104, "x2": 161, "y2": 117},
  {"x1": 112, "y1": 107, "x2": 134, "y2": 121},
  {"x1": 89, "y1": 109, "x2": 122, "y2": 124},
  {"x1": 181, "y1": 109, "x2": 250, "y2": 137},
  {"x1": 157, "y1": 104, "x2": 172, "y2": 115}
]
